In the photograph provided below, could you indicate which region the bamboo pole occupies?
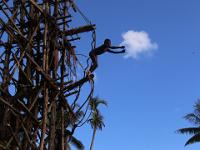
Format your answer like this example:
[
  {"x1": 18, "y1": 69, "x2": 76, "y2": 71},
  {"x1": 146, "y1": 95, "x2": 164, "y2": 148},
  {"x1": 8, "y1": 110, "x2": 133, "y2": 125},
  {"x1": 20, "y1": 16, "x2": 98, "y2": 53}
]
[{"x1": 39, "y1": 2, "x2": 49, "y2": 149}]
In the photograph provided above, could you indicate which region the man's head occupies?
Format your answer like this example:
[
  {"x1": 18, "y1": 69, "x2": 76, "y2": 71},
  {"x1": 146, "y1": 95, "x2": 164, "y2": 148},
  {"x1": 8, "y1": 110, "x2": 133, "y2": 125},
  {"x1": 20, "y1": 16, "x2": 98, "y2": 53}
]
[{"x1": 104, "y1": 39, "x2": 111, "y2": 47}]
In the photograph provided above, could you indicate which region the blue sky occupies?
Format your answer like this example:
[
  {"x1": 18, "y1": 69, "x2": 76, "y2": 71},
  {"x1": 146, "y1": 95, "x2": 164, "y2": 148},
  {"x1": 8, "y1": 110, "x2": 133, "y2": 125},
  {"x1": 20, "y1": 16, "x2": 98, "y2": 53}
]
[{"x1": 73, "y1": 0, "x2": 200, "y2": 150}]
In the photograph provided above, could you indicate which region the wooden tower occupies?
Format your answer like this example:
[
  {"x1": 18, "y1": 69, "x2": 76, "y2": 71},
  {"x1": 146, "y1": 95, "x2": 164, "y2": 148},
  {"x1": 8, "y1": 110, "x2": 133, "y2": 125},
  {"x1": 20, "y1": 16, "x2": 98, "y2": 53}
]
[{"x1": 0, "y1": 0, "x2": 96, "y2": 149}]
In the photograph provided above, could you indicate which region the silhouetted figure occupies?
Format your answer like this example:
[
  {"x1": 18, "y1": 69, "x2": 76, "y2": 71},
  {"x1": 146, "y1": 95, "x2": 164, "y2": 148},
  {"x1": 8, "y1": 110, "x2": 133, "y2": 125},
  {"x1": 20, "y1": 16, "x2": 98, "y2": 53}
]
[{"x1": 89, "y1": 39, "x2": 125, "y2": 72}]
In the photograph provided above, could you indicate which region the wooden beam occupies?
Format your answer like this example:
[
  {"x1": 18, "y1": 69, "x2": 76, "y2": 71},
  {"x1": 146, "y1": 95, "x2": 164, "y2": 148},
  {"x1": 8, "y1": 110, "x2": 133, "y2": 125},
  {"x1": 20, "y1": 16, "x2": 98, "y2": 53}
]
[
  {"x1": 64, "y1": 74, "x2": 94, "y2": 92},
  {"x1": 64, "y1": 24, "x2": 95, "y2": 36}
]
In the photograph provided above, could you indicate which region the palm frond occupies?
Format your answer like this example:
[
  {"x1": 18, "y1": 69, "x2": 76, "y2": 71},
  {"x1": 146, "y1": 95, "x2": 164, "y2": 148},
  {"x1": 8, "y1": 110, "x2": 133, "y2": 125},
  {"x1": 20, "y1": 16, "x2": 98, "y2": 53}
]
[
  {"x1": 194, "y1": 100, "x2": 200, "y2": 115},
  {"x1": 89, "y1": 96, "x2": 107, "y2": 111},
  {"x1": 177, "y1": 127, "x2": 200, "y2": 135},
  {"x1": 70, "y1": 136, "x2": 84, "y2": 150},
  {"x1": 89, "y1": 111, "x2": 105, "y2": 130},
  {"x1": 75, "y1": 110, "x2": 84, "y2": 120},
  {"x1": 178, "y1": 100, "x2": 200, "y2": 146},
  {"x1": 184, "y1": 113, "x2": 200, "y2": 125},
  {"x1": 185, "y1": 133, "x2": 200, "y2": 146},
  {"x1": 94, "y1": 98, "x2": 108, "y2": 107}
]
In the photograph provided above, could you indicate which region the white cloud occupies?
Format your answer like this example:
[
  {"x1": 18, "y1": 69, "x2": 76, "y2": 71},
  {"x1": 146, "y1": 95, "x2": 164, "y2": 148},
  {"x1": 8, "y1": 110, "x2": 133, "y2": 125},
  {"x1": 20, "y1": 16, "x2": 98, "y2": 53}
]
[{"x1": 121, "y1": 30, "x2": 158, "y2": 59}]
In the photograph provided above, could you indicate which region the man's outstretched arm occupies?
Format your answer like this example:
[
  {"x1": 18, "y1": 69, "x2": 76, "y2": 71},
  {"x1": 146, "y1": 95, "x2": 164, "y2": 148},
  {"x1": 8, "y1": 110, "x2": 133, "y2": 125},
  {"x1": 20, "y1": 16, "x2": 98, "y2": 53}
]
[
  {"x1": 107, "y1": 49, "x2": 125, "y2": 54},
  {"x1": 109, "y1": 46, "x2": 125, "y2": 49}
]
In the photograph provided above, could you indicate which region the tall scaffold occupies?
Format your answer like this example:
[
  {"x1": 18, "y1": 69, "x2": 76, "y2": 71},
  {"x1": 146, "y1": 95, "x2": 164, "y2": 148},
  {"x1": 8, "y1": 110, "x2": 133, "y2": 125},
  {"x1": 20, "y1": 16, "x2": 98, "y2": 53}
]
[{"x1": 0, "y1": 0, "x2": 96, "y2": 149}]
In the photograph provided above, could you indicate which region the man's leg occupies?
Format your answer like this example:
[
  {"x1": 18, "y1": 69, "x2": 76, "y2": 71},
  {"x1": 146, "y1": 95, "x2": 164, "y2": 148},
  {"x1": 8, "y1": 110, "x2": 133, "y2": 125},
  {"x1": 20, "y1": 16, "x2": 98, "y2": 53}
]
[{"x1": 89, "y1": 55, "x2": 98, "y2": 72}]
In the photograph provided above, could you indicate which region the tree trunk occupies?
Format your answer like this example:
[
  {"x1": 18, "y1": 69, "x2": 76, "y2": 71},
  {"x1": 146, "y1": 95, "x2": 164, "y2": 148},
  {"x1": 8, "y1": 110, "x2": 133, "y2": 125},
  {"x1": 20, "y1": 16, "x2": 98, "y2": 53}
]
[{"x1": 90, "y1": 127, "x2": 97, "y2": 150}]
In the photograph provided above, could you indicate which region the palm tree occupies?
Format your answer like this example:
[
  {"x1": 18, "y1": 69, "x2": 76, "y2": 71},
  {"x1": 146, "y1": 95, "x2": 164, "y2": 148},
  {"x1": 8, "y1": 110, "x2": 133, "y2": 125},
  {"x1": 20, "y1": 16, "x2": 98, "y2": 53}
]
[
  {"x1": 88, "y1": 97, "x2": 107, "y2": 150},
  {"x1": 177, "y1": 100, "x2": 200, "y2": 146}
]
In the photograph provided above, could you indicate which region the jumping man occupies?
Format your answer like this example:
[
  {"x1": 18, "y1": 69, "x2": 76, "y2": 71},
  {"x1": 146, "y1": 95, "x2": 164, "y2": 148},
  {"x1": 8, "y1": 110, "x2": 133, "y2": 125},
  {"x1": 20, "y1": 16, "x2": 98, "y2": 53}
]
[{"x1": 89, "y1": 39, "x2": 125, "y2": 72}]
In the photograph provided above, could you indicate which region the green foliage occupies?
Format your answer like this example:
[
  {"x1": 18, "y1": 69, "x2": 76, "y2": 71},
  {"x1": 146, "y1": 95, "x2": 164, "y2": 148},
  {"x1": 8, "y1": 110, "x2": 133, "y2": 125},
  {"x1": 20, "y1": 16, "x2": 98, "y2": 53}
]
[
  {"x1": 88, "y1": 96, "x2": 107, "y2": 130},
  {"x1": 177, "y1": 100, "x2": 200, "y2": 146}
]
